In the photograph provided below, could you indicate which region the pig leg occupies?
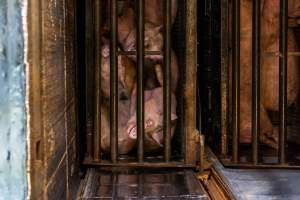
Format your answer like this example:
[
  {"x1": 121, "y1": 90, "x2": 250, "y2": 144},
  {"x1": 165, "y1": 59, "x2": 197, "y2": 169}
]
[{"x1": 240, "y1": 93, "x2": 277, "y2": 148}]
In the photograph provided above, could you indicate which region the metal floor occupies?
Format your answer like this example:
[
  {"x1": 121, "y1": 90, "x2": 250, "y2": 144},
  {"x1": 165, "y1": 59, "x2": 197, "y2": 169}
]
[
  {"x1": 208, "y1": 150, "x2": 300, "y2": 200},
  {"x1": 78, "y1": 168, "x2": 209, "y2": 199}
]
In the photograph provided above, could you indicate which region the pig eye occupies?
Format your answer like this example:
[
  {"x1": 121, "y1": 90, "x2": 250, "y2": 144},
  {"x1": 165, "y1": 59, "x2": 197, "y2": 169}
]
[{"x1": 145, "y1": 119, "x2": 154, "y2": 128}]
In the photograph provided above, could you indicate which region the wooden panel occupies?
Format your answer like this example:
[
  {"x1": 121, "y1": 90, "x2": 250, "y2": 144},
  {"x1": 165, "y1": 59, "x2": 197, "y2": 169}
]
[
  {"x1": 184, "y1": 0, "x2": 199, "y2": 165},
  {"x1": 28, "y1": 0, "x2": 80, "y2": 198}
]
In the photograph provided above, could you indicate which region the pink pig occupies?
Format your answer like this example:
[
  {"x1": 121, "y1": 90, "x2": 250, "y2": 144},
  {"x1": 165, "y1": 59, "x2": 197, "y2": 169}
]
[{"x1": 126, "y1": 87, "x2": 177, "y2": 152}]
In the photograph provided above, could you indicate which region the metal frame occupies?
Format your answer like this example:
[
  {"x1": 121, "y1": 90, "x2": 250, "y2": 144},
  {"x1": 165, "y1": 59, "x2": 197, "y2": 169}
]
[
  {"x1": 219, "y1": 0, "x2": 300, "y2": 168},
  {"x1": 84, "y1": 0, "x2": 200, "y2": 168}
]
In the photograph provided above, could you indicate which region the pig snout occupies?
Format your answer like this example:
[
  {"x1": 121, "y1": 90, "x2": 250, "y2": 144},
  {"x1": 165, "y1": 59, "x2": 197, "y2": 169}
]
[{"x1": 127, "y1": 87, "x2": 177, "y2": 151}]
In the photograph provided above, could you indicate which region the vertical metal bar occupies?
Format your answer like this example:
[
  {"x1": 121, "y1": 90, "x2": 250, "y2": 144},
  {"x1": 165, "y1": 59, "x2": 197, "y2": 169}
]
[
  {"x1": 279, "y1": 0, "x2": 288, "y2": 164},
  {"x1": 251, "y1": 0, "x2": 261, "y2": 165},
  {"x1": 137, "y1": 0, "x2": 145, "y2": 162},
  {"x1": 85, "y1": 0, "x2": 93, "y2": 160},
  {"x1": 93, "y1": 0, "x2": 102, "y2": 161},
  {"x1": 110, "y1": 0, "x2": 118, "y2": 163},
  {"x1": 220, "y1": 0, "x2": 229, "y2": 158},
  {"x1": 232, "y1": 0, "x2": 240, "y2": 163},
  {"x1": 164, "y1": 0, "x2": 172, "y2": 162}
]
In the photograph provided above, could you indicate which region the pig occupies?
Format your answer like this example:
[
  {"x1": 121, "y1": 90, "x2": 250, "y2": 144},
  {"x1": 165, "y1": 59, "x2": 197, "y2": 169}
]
[
  {"x1": 100, "y1": 98, "x2": 136, "y2": 154},
  {"x1": 237, "y1": 0, "x2": 299, "y2": 148},
  {"x1": 100, "y1": 38, "x2": 138, "y2": 154},
  {"x1": 288, "y1": 0, "x2": 300, "y2": 18},
  {"x1": 261, "y1": 0, "x2": 299, "y2": 111},
  {"x1": 100, "y1": 37, "x2": 136, "y2": 100},
  {"x1": 239, "y1": 0, "x2": 277, "y2": 148},
  {"x1": 118, "y1": 16, "x2": 179, "y2": 92},
  {"x1": 126, "y1": 87, "x2": 177, "y2": 152},
  {"x1": 117, "y1": 1, "x2": 179, "y2": 92},
  {"x1": 119, "y1": 0, "x2": 178, "y2": 27},
  {"x1": 144, "y1": 0, "x2": 178, "y2": 27}
]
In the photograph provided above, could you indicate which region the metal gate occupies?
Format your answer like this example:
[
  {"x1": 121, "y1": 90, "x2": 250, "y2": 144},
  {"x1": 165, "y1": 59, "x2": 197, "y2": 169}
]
[
  {"x1": 215, "y1": 0, "x2": 300, "y2": 168},
  {"x1": 82, "y1": 0, "x2": 201, "y2": 168}
]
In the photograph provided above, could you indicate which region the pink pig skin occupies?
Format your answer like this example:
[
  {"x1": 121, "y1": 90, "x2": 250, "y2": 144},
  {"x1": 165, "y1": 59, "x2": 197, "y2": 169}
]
[
  {"x1": 237, "y1": 0, "x2": 299, "y2": 148},
  {"x1": 144, "y1": 0, "x2": 178, "y2": 26},
  {"x1": 127, "y1": 87, "x2": 177, "y2": 152},
  {"x1": 100, "y1": 99, "x2": 136, "y2": 154},
  {"x1": 261, "y1": 0, "x2": 299, "y2": 111},
  {"x1": 100, "y1": 39, "x2": 136, "y2": 100}
]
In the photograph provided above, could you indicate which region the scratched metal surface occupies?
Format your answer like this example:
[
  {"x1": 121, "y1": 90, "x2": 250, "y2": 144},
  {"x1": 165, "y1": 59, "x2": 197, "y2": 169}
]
[
  {"x1": 208, "y1": 149, "x2": 300, "y2": 200},
  {"x1": 80, "y1": 168, "x2": 209, "y2": 200}
]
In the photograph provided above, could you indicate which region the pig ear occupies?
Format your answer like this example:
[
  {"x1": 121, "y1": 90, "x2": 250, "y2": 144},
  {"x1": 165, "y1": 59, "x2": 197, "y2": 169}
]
[
  {"x1": 152, "y1": 132, "x2": 163, "y2": 146},
  {"x1": 154, "y1": 25, "x2": 163, "y2": 33},
  {"x1": 171, "y1": 112, "x2": 177, "y2": 121},
  {"x1": 128, "y1": 124, "x2": 137, "y2": 139}
]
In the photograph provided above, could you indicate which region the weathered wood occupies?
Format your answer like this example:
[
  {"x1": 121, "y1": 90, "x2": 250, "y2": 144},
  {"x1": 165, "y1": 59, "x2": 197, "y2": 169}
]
[
  {"x1": 184, "y1": 0, "x2": 198, "y2": 165},
  {"x1": 28, "y1": 0, "x2": 80, "y2": 198}
]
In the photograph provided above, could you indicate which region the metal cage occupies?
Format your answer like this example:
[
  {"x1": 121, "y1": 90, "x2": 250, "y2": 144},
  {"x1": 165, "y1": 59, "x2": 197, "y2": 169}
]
[
  {"x1": 216, "y1": 0, "x2": 300, "y2": 168},
  {"x1": 82, "y1": 0, "x2": 201, "y2": 168}
]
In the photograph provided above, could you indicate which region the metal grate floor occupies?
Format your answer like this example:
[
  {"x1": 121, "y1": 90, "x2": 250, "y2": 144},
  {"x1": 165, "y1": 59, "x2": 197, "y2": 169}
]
[{"x1": 78, "y1": 168, "x2": 209, "y2": 199}]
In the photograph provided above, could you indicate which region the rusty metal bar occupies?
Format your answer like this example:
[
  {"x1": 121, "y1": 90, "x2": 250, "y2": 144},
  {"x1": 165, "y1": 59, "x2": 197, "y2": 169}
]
[
  {"x1": 163, "y1": 0, "x2": 172, "y2": 162},
  {"x1": 279, "y1": 0, "x2": 288, "y2": 164},
  {"x1": 93, "y1": 0, "x2": 102, "y2": 161},
  {"x1": 118, "y1": 51, "x2": 162, "y2": 56},
  {"x1": 288, "y1": 52, "x2": 300, "y2": 56},
  {"x1": 220, "y1": 0, "x2": 229, "y2": 158},
  {"x1": 110, "y1": 0, "x2": 118, "y2": 163},
  {"x1": 251, "y1": 0, "x2": 260, "y2": 165},
  {"x1": 136, "y1": 0, "x2": 145, "y2": 163},
  {"x1": 232, "y1": 0, "x2": 240, "y2": 163},
  {"x1": 85, "y1": 0, "x2": 93, "y2": 160},
  {"x1": 83, "y1": 160, "x2": 195, "y2": 168}
]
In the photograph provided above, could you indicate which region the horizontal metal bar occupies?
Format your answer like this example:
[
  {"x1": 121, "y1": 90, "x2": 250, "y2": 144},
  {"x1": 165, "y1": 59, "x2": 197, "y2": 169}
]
[
  {"x1": 117, "y1": 51, "x2": 163, "y2": 55},
  {"x1": 83, "y1": 160, "x2": 195, "y2": 168},
  {"x1": 221, "y1": 159, "x2": 300, "y2": 169},
  {"x1": 288, "y1": 52, "x2": 300, "y2": 56}
]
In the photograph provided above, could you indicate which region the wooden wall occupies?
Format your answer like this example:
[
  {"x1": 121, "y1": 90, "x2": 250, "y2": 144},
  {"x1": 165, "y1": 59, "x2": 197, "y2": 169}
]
[{"x1": 28, "y1": 0, "x2": 80, "y2": 199}]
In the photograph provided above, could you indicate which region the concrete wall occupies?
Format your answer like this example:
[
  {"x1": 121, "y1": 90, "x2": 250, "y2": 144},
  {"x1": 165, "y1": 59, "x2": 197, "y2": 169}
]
[{"x1": 0, "y1": 0, "x2": 27, "y2": 199}]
